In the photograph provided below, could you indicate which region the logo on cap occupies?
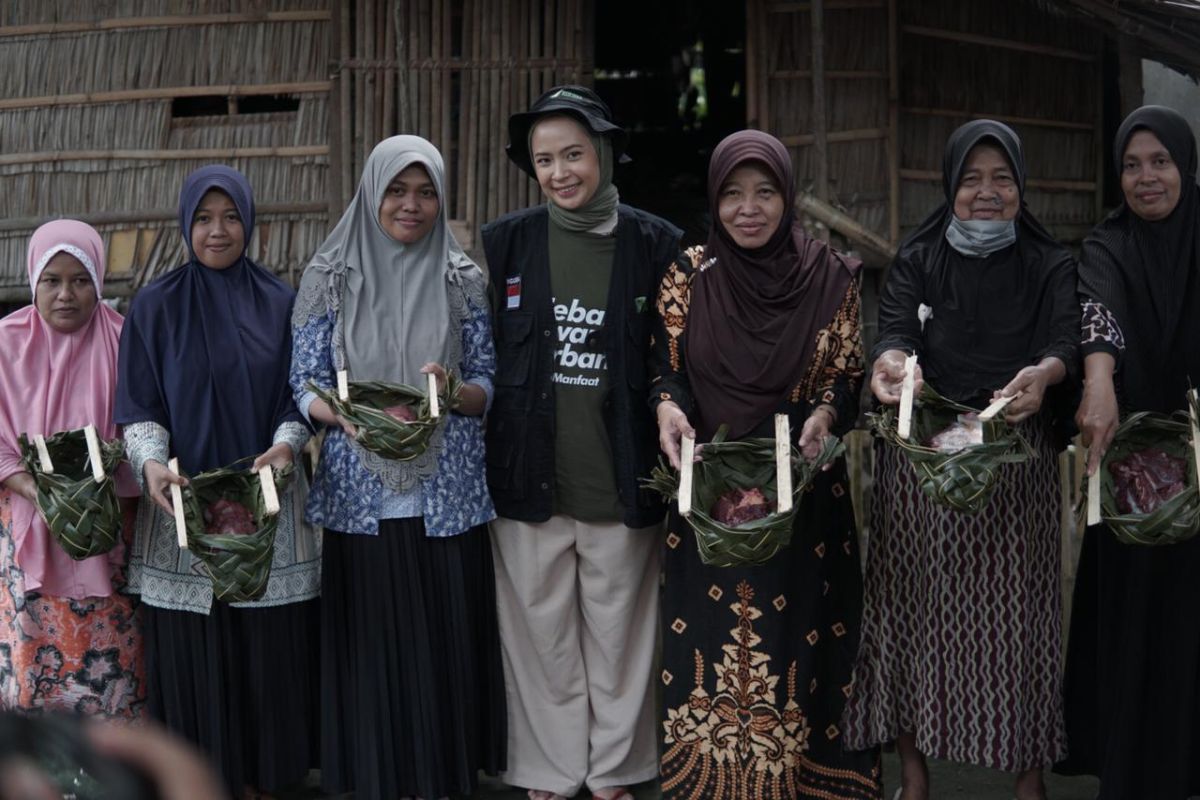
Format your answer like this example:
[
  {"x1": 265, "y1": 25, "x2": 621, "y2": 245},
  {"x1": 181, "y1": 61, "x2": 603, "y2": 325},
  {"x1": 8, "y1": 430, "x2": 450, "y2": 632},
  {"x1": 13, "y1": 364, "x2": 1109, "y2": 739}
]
[{"x1": 550, "y1": 88, "x2": 589, "y2": 103}]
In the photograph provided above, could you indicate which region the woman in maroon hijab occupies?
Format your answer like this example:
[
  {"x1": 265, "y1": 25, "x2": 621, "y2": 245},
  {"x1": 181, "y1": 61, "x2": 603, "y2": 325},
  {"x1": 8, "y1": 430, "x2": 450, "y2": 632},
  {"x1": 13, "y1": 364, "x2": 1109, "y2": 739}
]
[{"x1": 651, "y1": 130, "x2": 881, "y2": 799}]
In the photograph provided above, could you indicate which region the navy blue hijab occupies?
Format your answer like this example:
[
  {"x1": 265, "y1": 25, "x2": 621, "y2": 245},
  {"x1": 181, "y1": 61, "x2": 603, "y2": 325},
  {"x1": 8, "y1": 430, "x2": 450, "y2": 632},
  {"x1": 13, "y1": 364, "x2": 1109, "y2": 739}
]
[{"x1": 115, "y1": 166, "x2": 304, "y2": 473}]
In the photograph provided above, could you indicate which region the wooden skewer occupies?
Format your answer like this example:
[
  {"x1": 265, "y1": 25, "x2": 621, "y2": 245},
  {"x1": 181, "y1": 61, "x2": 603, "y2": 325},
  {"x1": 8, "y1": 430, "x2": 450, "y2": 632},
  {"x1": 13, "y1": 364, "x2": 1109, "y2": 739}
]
[
  {"x1": 168, "y1": 457, "x2": 188, "y2": 549},
  {"x1": 979, "y1": 392, "x2": 1020, "y2": 422},
  {"x1": 336, "y1": 369, "x2": 350, "y2": 401},
  {"x1": 678, "y1": 434, "x2": 695, "y2": 517},
  {"x1": 1086, "y1": 461, "x2": 1101, "y2": 526},
  {"x1": 775, "y1": 414, "x2": 794, "y2": 513},
  {"x1": 897, "y1": 354, "x2": 917, "y2": 440},
  {"x1": 83, "y1": 424, "x2": 105, "y2": 483},
  {"x1": 32, "y1": 434, "x2": 53, "y2": 474},
  {"x1": 258, "y1": 465, "x2": 280, "y2": 516},
  {"x1": 427, "y1": 372, "x2": 440, "y2": 419}
]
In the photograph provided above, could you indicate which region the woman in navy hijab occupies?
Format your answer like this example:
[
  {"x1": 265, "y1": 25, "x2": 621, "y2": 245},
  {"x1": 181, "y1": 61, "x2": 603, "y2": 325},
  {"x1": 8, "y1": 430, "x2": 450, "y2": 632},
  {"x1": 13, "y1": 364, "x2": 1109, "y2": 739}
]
[{"x1": 115, "y1": 166, "x2": 320, "y2": 798}]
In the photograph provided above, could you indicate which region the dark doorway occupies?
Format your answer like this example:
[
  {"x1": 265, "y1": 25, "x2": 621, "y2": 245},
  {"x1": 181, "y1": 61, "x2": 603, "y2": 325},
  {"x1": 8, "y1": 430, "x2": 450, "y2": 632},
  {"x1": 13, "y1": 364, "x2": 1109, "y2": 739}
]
[{"x1": 592, "y1": 0, "x2": 747, "y2": 247}]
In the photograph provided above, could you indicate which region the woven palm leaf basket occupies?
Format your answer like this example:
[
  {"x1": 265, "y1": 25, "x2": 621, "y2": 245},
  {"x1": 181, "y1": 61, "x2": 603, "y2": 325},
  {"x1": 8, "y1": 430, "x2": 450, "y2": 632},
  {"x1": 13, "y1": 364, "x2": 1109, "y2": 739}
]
[
  {"x1": 179, "y1": 458, "x2": 293, "y2": 603},
  {"x1": 308, "y1": 372, "x2": 462, "y2": 462},
  {"x1": 643, "y1": 425, "x2": 843, "y2": 567},
  {"x1": 19, "y1": 428, "x2": 125, "y2": 560},
  {"x1": 1087, "y1": 408, "x2": 1200, "y2": 546},
  {"x1": 869, "y1": 383, "x2": 1035, "y2": 514}
]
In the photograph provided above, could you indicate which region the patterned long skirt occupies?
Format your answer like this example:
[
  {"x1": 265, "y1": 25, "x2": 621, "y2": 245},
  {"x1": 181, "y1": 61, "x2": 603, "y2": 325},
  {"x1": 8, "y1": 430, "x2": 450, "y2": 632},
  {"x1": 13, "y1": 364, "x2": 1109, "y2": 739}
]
[
  {"x1": 841, "y1": 421, "x2": 1064, "y2": 771},
  {"x1": 660, "y1": 467, "x2": 883, "y2": 800},
  {"x1": 0, "y1": 490, "x2": 144, "y2": 719}
]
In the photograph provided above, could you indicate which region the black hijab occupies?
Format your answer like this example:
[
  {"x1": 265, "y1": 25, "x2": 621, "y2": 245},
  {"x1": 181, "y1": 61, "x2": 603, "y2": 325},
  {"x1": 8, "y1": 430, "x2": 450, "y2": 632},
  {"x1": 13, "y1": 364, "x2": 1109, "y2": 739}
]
[
  {"x1": 1079, "y1": 105, "x2": 1200, "y2": 413},
  {"x1": 873, "y1": 120, "x2": 1079, "y2": 408}
]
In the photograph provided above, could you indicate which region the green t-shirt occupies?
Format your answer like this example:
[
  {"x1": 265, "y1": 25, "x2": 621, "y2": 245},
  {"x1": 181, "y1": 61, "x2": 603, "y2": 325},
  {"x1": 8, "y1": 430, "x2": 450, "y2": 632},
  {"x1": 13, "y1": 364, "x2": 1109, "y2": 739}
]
[{"x1": 548, "y1": 223, "x2": 623, "y2": 521}]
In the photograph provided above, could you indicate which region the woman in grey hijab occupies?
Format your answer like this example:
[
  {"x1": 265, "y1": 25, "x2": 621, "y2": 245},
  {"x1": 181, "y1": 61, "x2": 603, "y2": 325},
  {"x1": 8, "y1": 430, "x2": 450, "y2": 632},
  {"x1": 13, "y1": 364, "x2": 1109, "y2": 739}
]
[{"x1": 291, "y1": 134, "x2": 505, "y2": 800}]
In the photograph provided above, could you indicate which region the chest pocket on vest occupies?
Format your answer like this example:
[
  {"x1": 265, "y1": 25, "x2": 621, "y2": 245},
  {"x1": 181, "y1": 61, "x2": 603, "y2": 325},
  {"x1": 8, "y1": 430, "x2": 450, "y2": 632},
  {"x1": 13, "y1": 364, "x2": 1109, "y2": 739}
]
[{"x1": 494, "y1": 311, "x2": 535, "y2": 387}]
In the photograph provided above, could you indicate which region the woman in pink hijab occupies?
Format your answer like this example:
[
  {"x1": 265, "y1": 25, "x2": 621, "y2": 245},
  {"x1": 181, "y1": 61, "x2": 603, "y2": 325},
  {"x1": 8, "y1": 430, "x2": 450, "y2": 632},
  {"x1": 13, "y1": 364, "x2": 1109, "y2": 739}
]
[{"x1": 0, "y1": 220, "x2": 144, "y2": 718}]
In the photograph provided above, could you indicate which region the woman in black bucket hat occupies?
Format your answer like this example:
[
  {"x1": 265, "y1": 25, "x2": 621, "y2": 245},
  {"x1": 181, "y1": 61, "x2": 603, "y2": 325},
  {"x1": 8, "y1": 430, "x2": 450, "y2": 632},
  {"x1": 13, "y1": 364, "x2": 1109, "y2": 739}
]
[{"x1": 482, "y1": 85, "x2": 681, "y2": 800}]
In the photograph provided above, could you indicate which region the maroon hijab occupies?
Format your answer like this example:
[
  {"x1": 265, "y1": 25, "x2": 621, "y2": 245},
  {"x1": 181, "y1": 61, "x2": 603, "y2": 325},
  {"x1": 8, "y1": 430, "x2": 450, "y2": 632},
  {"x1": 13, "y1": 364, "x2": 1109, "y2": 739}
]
[{"x1": 685, "y1": 130, "x2": 860, "y2": 440}]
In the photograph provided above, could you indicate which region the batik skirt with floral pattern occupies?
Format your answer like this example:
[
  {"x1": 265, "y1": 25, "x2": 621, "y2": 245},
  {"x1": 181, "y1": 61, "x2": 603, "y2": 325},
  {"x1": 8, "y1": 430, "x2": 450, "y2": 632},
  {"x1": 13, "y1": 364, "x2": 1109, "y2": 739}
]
[{"x1": 0, "y1": 490, "x2": 144, "y2": 718}]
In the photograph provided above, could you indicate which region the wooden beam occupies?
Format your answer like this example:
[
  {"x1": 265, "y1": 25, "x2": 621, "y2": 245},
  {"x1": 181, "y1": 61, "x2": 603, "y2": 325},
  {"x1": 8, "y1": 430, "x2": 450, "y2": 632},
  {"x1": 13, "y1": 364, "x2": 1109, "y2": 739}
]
[
  {"x1": 780, "y1": 127, "x2": 888, "y2": 146},
  {"x1": 887, "y1": 0, "x2": 900, "y2": 244},
  {"x1": 769, "y1": 70, "x2": 887, "y2": 79},
  {"x1": 902, "y1": 106, "x2": 1094, "y2": 132},
  {"x1": 0, "y1": 146, "x2": 329, "y2": 167},
  {"x1": 0, "y1": 81, "x2": 331, "y2": 111},
  {"x1": 900, "y1": 169, "x2": 1097, "y2": 192},
  {"x1": 0, "y1": 203, "x2": 327, "y2": 234},
  {"x1": 0, "y1": 10, "x2": 330, "y2": 38},
  {"x1": 810, "y1": 0, "x2": 829, "y2": 203},
  {"x1": 767, "y1": 0, "x2": 884, "y2": 10},
  {"x1": 901, "y1": 24, "x2": 1097, "y2": 62},
  {"x1": 797, "y1": 193, "x2": 897, "y2": 259}
]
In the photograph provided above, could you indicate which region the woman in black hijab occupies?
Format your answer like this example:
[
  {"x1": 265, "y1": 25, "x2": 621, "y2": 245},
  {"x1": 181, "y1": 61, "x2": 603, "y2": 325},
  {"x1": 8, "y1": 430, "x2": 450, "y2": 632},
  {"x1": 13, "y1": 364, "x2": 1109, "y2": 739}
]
[
  {"x1": 842, "y1": 120, "x2": 1079, "y2": 800},
  {"x1": 1057, "y1": 105, "x2": 1200, "y2": 800}
]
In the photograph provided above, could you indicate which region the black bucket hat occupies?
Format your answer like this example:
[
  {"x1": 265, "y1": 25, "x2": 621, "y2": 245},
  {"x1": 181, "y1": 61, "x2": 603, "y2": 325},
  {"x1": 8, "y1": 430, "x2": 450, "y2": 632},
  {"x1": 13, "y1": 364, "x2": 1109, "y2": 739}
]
[{"x1": 505, "y1": 85, "x2": 631, "y2": 177}]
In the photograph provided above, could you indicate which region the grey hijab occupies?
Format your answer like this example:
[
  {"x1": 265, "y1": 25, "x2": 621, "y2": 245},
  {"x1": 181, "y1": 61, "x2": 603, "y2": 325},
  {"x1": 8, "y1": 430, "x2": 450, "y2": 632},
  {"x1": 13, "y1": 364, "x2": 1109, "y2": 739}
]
[{"x1": 294, "y1": 135, "x2": 484, "y2": 488}]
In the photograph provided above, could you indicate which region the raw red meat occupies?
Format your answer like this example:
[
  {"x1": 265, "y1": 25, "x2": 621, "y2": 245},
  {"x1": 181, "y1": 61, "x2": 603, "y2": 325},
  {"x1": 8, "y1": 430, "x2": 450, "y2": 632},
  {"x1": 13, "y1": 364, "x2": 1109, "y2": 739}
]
[
  {"x1": 203, "y1": 498, "x2": 256, "y2": 535},
  {"x1": 1108, "y1": 447, "x2": 1187, "y2": 515},
  {"x1": 383, "y1": 404, "x2": 416, "y2": 422},
  {"x1": 928, "y1": 413, "x2": 983, "y2": 453},
  {"x1": 710, "y1": 487, "x2": 776, "y2": 526}
]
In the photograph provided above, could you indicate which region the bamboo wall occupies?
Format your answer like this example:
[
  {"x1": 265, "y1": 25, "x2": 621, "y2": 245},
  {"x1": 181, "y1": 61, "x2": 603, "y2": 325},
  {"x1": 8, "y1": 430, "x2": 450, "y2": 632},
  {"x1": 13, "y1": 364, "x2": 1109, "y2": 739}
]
[
  {"x1": 333, "y1": 0, "x2": 593, "y2": 251},
  {"x1": 746, "y1": 0, "x2": 1106, "y2": 255},
  {"x1": 0, "y1": 1, "x2": 332, "y2": 299}
]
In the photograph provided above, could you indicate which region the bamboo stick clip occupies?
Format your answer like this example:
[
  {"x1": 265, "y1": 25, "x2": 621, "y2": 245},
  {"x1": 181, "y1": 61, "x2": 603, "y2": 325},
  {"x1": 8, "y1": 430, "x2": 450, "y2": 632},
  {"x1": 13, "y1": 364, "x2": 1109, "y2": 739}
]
[
  {"x1": 1086, "y1": 460, "x2": 1102, "y2": 526},
  {"x1": 775, "y1": 414, "x2": 794, "y2": 514},
  {"x1": 897, "y1": 354, "x2": 918, "y2": 440},
  {"x1": 678, "y1": 434, "x2": 695, "y2": 517},
  {"x1": 168, "y1": 457, "x2": 188, "y2": 549},
  {"x1": 83, "y1": 425, "x2": 105, "y2": 483},
  {"x1": 258, "y1": 465, "x2": 280, "y2": 516},
  {"x1": 427, "y1": 372, "x2": 440, "y2": 419},
  {"x1": 979, "y1": 392, "x2": 1020, "y2": 422},
  {"x1": 336, "y1": 370, "x2": 350, "y2": 401},
  {"x1": 32, "y1": 434, "x2": 53, "y2": 474}
]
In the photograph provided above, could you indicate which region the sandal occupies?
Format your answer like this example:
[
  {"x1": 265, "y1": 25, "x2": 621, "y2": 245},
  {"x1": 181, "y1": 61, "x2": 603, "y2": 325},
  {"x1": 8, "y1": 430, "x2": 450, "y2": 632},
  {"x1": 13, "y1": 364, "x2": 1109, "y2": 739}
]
[{"x1": 592, "y1": 788, "x2": 633, "y2": 800}]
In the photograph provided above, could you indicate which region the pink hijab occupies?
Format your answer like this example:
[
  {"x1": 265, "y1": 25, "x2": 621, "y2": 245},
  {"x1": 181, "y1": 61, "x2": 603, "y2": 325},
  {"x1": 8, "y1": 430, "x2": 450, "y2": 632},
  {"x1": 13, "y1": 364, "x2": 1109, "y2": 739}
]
[{"x1": 0, "y1": 220, "x2": 131, "y2": 599}]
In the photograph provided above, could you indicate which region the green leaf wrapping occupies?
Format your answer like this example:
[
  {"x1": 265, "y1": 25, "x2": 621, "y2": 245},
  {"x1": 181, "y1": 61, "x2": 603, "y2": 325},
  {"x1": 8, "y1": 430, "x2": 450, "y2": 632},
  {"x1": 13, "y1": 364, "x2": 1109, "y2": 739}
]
[
  {"x1": 19, "y1": 429, "x2": 125, "y2": 560},
  {"x1": 642, "y1": 426, "x2": 844, "y2": 567},
  {"x1": 307, "y1": 374, "x2": 462, "y2": 462},
  {"x1": 868, "y1": 383, "x2": 1035, "y2": 514},
  {"x1": 178, "y1": 459, "x2": 294, "y2": 603},
  {"x1": 1086, "y1": 407, "x2": 1200, "y2": 546}
]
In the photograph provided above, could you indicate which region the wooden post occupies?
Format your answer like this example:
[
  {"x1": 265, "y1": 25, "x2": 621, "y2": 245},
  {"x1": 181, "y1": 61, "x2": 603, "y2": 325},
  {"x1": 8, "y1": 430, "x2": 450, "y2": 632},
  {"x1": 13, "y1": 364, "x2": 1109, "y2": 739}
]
[
  {"x1": 678, "y1": 434, "x2": 695, "y2": 517},
  {"x1": 810, "y1": 0, "x2": 829, "y2": 203},
  {"x1": 168, "y1": 458, "x2": 188, "y2": 549},
  {"x1": 745, "y1": 0, "x2": 758, "y2": 128},
  {"x1": 898, "y1": 354, "x2": 916, "y2": 440},
  {"x1": 258, "y1": 465, "x2": 281, "y2": 516},
  {"x1": 83, "y1": 425, "x2": 104, "y2": 483},
  {"x1": 886, "y1": 0, "x2": 900, "y2": 244},
  {"x1": 775, "y1": 414, "x2": 793, "y2": 514},
  {"x1": 33, "y1": 434, "x2": 53, "y2": 474},
  {"x1": 339, "y1": 0, "x2": 354, "y2": 206}
]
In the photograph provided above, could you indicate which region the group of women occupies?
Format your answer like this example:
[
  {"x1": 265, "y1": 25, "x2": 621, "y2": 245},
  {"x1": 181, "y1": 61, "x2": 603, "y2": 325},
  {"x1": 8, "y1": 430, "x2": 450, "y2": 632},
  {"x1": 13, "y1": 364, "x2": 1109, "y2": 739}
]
[{"x1": 0, "y1": 81, "x2": 1194, "y2": 800}]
